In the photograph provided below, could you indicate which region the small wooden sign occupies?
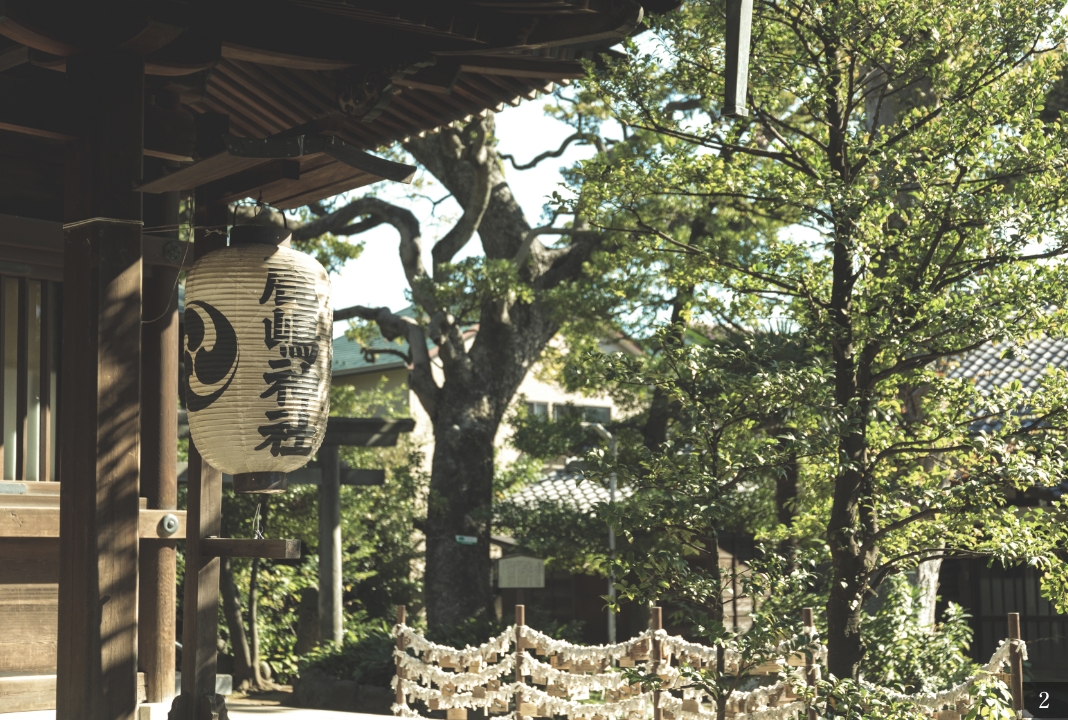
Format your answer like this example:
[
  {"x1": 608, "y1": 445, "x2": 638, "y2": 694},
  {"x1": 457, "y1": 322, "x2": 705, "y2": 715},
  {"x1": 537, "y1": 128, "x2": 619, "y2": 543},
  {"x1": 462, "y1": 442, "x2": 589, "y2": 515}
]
[
  {"x1": 499, "y1": 555, "x2": 546, "y2": 588},
  {"x1": 447, "y1": 709, "x2": 468, "y2": 720}
]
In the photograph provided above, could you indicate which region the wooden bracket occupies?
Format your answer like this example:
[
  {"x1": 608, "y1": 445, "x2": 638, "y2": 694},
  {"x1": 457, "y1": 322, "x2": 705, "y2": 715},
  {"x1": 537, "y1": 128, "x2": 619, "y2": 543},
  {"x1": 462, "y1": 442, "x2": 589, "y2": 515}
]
[{"x1": 199, "y1": 537, "x2": 300, "y2": 560}]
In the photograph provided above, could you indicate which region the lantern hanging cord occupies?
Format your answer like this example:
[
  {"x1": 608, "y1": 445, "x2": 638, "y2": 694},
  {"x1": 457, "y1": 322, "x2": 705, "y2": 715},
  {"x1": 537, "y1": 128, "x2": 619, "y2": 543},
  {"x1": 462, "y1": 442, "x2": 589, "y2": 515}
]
[{"x1": 141, "y1": 236, "x2": 191, "y2": 325}]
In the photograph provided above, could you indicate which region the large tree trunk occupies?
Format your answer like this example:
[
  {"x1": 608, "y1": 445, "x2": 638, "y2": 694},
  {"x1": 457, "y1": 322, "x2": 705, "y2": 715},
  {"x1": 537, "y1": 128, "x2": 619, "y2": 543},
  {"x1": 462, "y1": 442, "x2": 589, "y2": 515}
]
[
  {"x1": 424, "y1": 410, "x2": 498, "y2": 630},
  {"x1": 774, "y1": 443, "x2": 799, "y2": 565}
]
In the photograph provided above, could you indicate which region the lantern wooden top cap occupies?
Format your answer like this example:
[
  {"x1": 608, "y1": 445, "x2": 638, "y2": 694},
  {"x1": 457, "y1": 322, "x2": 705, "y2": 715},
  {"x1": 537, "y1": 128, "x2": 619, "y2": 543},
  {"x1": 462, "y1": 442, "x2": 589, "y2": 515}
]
[{"x1": 230, "y1": 225, "x2": 293, "y2": 247}]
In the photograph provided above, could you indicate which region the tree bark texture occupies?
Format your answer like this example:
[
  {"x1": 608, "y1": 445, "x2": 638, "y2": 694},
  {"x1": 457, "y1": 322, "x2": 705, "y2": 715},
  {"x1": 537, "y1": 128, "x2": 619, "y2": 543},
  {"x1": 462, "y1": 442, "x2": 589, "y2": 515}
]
[{"x1": 407, "y1": 119, "x2": 598, "y2": 631}]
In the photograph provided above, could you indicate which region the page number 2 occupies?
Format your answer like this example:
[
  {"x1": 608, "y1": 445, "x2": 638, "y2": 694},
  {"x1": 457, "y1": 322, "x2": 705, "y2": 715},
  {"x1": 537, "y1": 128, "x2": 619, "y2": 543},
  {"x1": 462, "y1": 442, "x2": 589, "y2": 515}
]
[{"x1": 1040, "y1": 691, "x2": 1050, "y2": 709}]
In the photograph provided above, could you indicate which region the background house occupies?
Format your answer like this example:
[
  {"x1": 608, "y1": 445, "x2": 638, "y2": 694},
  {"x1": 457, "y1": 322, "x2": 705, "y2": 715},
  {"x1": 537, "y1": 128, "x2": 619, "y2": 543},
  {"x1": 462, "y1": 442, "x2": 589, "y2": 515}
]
[
  {"x1": 331, "y1": 315, "x2": 634, "y2": 469},
  {"x1": 939, "y1": 337, "x2": 1068, "y2": 681}
]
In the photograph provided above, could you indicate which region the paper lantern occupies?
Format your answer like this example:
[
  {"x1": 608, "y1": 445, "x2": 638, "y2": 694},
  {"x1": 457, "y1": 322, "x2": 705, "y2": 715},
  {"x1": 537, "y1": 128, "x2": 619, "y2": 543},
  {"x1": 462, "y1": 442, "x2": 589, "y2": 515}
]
[{"x1": 183, "y1": 225, "x2": 332, "y2": 493}]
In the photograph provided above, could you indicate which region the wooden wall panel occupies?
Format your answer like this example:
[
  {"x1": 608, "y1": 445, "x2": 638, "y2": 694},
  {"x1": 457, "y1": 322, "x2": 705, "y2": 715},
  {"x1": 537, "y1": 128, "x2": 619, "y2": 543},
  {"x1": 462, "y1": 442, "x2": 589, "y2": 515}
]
[{"x1": 0, "y1": 584, "x2": 58, "y2": 673}]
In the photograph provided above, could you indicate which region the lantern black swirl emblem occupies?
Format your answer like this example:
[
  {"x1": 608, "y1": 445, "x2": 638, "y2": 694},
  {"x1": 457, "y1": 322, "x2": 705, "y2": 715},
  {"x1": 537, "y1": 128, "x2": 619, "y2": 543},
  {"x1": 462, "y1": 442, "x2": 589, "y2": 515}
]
[{"x1": 183, "y1": 300, "x2": 239, "y2": 412}]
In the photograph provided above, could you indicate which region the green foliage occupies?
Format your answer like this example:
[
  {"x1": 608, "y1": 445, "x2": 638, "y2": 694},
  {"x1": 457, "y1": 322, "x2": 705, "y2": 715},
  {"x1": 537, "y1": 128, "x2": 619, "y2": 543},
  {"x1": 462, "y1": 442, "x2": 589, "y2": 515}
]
[
  {"x1": 299, "y1": 617, "x2": 396, "y2": 685},
  {"x1": 811, "y1": 678, "x2": 928, "y2": 720},
  {"x1": 560, "y1": 0, "x2": 1068, "y2": 676},
  {"x1": 291, "y1": 204, "x2": 364, "y2": 274},
  {"x1": 862, "y1": 574, "x2": 977, "y2": 693},
  {"x1": 963, "y1": 679, "x2": 1016, "y2": 720}
]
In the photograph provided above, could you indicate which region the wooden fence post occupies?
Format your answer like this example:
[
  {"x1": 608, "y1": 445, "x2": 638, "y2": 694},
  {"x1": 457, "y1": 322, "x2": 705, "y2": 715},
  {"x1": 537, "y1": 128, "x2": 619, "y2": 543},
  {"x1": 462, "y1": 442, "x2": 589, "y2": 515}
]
[
  {"x1": 652, "y1": 606, "x2": 663, "y2": 720},
  {"x1": 395, "y1": 605, "x2": 407, "y2": 713},
  {"x1": 803, "y1": 607, "x2": 818, "y2": 720},
  {"x1": 1008, "y1": 612, "x2": 1024, "y2": 713},
  {"x1": 516, "y1": 605, "x2": 526, "y2": 720}
]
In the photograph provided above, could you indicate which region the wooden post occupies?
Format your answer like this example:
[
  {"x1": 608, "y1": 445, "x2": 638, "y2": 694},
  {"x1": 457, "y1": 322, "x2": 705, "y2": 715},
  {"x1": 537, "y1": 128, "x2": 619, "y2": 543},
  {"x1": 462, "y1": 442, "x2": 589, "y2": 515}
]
[
  {"x1": 652, "y1": 606, "x2": 663, "y2": 720},
  {"x1": 803, "y1": 607, "x2": 818, "y2": 720},
  {"x1": 319, "y1": 443, "x2": 343, "y2": 645},
  {"x1": 178, "y1": 158, "x2": 228, "y2": 717},
  {"x1": 139, "y1": 148, "x2": 181, "y2": 705},
  {"x1": 515, "y1": 604, "x2": 526, "y2": 720},
  {"x1": 1008, "y1": 613, "x2": 1024, "y2": 713},
  {"x1": 723, "y1": 0, "x2": 753, "y2": 118},
  {"x1": 56, "y1": 47, "x2": 144, "y2": 720},
  {"x1": 395, "y1": 605, "x2": 407, "y2": 711}
]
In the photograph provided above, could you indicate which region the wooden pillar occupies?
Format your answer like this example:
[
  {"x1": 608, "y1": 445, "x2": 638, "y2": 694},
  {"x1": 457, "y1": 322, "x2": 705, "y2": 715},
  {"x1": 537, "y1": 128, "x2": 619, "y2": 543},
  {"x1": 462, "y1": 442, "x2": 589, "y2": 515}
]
[
  {"x1": 139, "y1": 150, "x2": 181, "y2": 704},
  {"x1": 319, "y1": 443, "x2": 343, "y2": 644},
  {"x1": 176, "y1": 111, "x2": 230, "y2": 720},
  {"x1": 803, "y1": 607, "x2": 818, "y2": 720},
  {"x1": 723, "y1": 0, "x2": 753, "y2": 118},
  {"x1": 651, "y1": 606, "x2": 662, "y2": 720},
  {"x1": 1008, "y1": 612, "x2": 1024, "y2": 713},
  {"x1": 56, "y1": 47, "x2": 144, "y2": 720},
  {"x1": 515, "y1": 604, "x2": 526, "y2": 720},
  {"x1": 395, "y1": 605, "x2": 407, "y2": 709}
]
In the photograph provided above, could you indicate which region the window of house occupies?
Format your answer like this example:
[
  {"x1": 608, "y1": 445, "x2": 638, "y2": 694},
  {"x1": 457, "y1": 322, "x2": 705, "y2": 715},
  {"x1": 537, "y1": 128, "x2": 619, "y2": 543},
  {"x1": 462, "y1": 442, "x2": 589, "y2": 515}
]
[
  {"x1": 551, "y1": 404, "x2": 611, "y2": 424},
  {"x1": 525, "y1": 401, "x2": 548, "y2": 418},
  {"x1": 583, "y1": 406, "x2": 611, "y2": 424},
  {"x1": 0, "y1": 276, "x2": 60, "y2": 481}
]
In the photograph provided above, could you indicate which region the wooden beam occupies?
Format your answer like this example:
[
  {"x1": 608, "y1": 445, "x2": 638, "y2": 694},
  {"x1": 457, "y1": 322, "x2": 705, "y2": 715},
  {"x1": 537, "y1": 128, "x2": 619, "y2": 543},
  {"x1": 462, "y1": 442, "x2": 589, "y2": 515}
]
[
  {"x1": 0, "y1": 43, "x2": 28, "y2": 72},
  {"x1": 0, "y1": 74, "x2": 196, "y2": 158},
  {"x1": 56, "y1": 47, "x2": 144, "y2": 720},
  {"x1": 457, "y1": 56, "x2": 587, "y2": 79},
  {"x1": 0, "y1": 673, "x2": 56, "y2": 713},
  {"x1": 322, "y1": 417, "x2": 416, "y2": 447},
  {"x1": 225, "y1": 134, "x2": 416, "y2": 183},
  {"x1": 144, "y1": 102, "x2": 196, "y2": 163},
  {"x1": 200, "y1": 537, "x2": 301, "y2": 560},
  {"x1": 0, "y1": 506, "x2": 187, "y2": 539},
  {"x1": 0, "y1": 15, "x2": 78, "y2": 57},
  {"x1": 199, "y1": 158, "x2": 300, "y2": 205},
  {"x1": 0, "y1": 537, "x2": 59, "y2": 583},
  {"x1": 220, "y1": 41, "x2": 353, "y2": 71},
  {"x1": 344, "y1": 468, "x2": 386, "y2": 486}
]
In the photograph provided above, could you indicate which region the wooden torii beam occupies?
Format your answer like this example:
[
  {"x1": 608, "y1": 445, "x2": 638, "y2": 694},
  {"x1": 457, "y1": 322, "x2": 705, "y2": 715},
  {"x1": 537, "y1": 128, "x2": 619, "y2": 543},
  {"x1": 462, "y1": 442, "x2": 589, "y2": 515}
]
[{"x1": 724, "y1": 0, "x2": 754, "y2": 118}]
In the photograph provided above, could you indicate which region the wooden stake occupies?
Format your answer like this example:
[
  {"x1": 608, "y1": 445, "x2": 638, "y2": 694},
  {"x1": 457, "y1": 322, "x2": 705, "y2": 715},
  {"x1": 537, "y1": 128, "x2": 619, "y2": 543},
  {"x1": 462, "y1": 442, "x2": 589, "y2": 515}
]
[
  {"x1": 803, "y1": 608, "x2": 818, "y2": 720},
  {"x1": 319, "y1": 443, "x2": 343, "y2": 645},
  {"x1": 652, "y1": 606, "x2": 663, "y2": 720},
  {"x1": 1007, "y1": 613, "x2": 1024, "y2": 713},
  {"x1": 723, "y1": 0, "x2": 754, "y2": 118},
  {"x1": 516, "y1": 605, "x2": 526, "y2": 720},
  {"x1": 395, "y1": 605, "x2": 407, "y2": 710}
]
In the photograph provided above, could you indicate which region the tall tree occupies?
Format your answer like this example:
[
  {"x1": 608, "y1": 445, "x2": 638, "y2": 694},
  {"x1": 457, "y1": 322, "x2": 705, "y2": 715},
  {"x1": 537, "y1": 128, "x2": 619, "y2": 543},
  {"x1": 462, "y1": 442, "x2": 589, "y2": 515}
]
[
  {"x1": 247, "y1": 115, "x2": 623, "y2": 630},
  {"x1": 577, "y1": 0, "x2": 1068, "y2": 678}
]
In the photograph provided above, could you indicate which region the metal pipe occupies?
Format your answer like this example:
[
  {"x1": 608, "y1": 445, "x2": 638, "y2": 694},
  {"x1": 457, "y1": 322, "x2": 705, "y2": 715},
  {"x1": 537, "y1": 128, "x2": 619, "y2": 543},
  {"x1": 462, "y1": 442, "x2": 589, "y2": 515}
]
[{"x1": 583, "y1": 422, "x2": 617, "y2": 643}]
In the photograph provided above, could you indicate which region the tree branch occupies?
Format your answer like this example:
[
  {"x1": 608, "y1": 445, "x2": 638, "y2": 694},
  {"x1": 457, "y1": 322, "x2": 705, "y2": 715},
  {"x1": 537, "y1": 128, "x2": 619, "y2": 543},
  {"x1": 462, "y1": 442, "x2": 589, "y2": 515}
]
[{"x1": 333, "y1": 304, "x2": 441, "y2": 418}]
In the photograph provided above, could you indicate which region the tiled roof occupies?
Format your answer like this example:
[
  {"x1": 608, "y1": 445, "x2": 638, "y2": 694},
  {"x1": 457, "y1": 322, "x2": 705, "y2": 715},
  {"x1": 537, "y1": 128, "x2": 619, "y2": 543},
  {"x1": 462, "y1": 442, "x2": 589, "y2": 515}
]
[
  {"x1": 503, "y1": 471, "x2": 632, "y2": 515},
  {"x1": 332, "y1": 328, "x2": 411, "y2": 377},
  {"x1": 947, "y1": 336, "x2": 1068, "y2": 394}
]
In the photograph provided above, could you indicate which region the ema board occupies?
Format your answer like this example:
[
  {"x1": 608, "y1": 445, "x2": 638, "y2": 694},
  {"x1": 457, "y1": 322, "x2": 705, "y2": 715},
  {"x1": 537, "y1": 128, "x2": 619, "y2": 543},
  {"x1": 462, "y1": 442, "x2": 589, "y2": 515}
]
[{"x1": 498, "y1": 555, "x2": 545, "y2": 589}]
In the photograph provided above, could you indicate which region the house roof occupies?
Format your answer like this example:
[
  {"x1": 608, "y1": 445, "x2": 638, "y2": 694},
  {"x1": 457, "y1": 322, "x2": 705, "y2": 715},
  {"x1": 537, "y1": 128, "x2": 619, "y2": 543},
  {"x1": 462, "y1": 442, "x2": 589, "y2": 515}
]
[
  {"x1": 947, "y1": 336, "x2": 1068, "y2": 395},
  {"x1": 503, "y1": 470, "x2": 632, "y2": 514}
]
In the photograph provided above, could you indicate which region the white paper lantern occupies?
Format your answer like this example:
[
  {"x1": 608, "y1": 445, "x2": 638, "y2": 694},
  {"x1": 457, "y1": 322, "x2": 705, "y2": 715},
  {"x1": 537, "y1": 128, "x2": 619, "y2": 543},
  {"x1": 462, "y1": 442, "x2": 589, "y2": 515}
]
[{"x1": 183, "y1": 226, "x2": 332, "y2": 493}]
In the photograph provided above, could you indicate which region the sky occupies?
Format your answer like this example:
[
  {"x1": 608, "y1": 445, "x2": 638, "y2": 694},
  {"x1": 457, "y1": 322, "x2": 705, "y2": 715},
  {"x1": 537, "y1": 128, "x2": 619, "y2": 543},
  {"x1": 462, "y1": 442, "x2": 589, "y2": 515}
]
[{"x1": 328, "y1": 96, "x2": 597, "y2": 335}]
